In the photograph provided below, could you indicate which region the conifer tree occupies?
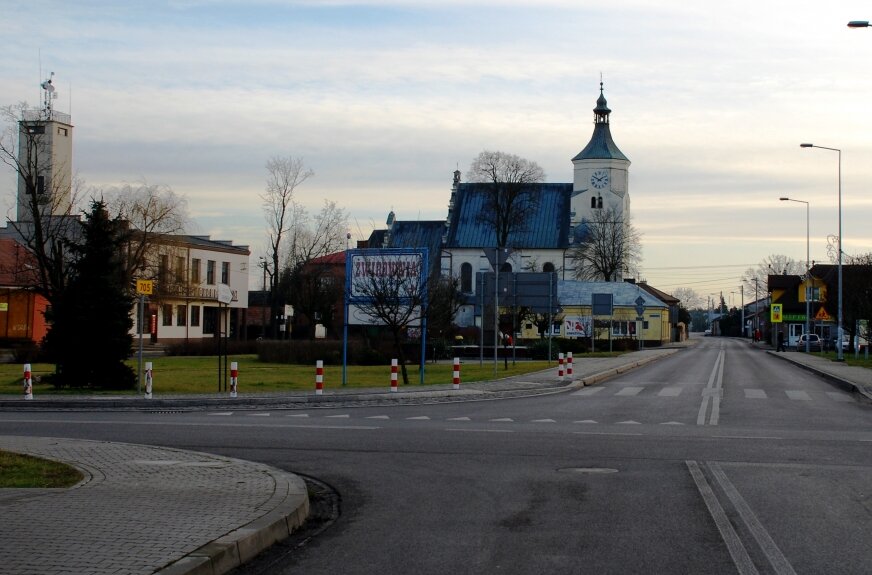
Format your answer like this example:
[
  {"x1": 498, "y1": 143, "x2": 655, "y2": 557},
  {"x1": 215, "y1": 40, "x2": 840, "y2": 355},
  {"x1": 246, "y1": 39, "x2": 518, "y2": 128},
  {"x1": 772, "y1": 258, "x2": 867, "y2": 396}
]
[{"x1": 44, "y1": 200, "x2": 135, "y2": 389}]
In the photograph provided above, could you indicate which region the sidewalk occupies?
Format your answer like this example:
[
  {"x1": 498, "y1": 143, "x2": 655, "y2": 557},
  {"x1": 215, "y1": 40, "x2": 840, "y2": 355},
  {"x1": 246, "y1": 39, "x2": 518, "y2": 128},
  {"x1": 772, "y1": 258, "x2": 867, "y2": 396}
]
[{"x1": 0, "y1": 436, "x2": 309, "y2": 575}]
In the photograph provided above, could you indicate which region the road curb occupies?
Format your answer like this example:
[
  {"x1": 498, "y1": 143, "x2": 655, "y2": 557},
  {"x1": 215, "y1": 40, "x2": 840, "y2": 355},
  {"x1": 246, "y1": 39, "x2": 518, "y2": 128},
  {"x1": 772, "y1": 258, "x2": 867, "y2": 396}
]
[
  {"x1": 155, "y1": 468, "x2": 310, "y2": 575},
  {"x1": 579, "y1": 350, "x2": 678, "y2": 387}
]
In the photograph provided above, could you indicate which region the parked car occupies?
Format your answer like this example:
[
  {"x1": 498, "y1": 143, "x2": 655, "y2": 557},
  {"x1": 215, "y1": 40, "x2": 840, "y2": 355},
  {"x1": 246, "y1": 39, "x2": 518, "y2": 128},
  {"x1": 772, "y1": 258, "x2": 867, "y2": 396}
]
[
  {"x1": 704, "y1": 329, "x2": 712, "y2": 336},
  {"x1": 797, "y1": 333, "x2": 822, "y2": 352}
]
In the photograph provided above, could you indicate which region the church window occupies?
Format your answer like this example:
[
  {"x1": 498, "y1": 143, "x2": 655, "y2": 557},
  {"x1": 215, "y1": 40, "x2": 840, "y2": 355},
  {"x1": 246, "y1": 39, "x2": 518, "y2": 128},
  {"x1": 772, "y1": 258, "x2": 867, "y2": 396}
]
[
  {"x1": 543, "y1": 262, "x2": 555, "y2": 273},
  {"x1": 590, "y1": 196, "x2": 596, "y2": 209},
  {"x1": 597, "y1": 196, "x2": 603, "y2": 209},
  {"x1": 460, "y1": 263, "x2": 472, "y2": 293},
  {"x1": 500, "y1": 262, "x2": 512, "y2": 272}
]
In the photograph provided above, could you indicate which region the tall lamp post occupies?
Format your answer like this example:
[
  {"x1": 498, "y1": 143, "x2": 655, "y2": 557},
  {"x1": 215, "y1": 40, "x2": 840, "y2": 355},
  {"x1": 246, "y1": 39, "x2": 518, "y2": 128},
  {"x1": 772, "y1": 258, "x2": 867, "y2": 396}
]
[
  {"x1": 779, "y1": 197, "x2": 810, "y2": 352},
  {"x1": 800, "y1": 143, "x2": 842, "y2": 360}
]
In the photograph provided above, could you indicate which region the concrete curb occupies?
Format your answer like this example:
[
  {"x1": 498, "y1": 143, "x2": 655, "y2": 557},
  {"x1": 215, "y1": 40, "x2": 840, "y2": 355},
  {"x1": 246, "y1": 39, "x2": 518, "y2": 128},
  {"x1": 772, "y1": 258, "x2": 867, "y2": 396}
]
[{"x1": 155, "y1": 466, "x2": 310, "y2": 575}]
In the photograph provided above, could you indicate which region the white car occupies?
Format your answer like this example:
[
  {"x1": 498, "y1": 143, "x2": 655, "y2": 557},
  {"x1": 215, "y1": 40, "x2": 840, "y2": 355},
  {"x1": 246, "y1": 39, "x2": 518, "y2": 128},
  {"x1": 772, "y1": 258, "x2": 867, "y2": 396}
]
[{"x1": 797, "y1": 334, "x2": 822, "y2": 352}]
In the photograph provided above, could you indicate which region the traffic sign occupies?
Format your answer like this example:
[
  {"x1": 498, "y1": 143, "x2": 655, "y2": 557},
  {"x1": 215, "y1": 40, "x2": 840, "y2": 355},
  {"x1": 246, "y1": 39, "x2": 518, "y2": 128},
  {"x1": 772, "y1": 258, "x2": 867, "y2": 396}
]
[
  {"x1": 770, "y1": 303, "x2": 783, "y2": 323},
  {"x1": 136, "y1": 279, "x2": 153, "y2": 295}
]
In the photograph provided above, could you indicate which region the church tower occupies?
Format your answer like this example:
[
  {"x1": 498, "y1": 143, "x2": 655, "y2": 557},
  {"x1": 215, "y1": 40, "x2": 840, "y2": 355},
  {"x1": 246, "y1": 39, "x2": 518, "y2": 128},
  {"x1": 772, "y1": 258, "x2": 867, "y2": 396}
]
[
  {"x1": 570, "y1": 83, "x2": 630, "y2": 229},
  {"x1": 16, "y1": 73, "x2": 74, "y2": 222}
]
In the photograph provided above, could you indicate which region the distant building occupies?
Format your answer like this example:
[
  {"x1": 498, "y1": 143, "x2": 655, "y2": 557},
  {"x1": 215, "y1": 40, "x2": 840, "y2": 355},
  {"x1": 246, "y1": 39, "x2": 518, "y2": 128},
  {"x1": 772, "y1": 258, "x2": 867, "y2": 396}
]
[{"x1": 0, "y1": 238, "x2": 49, "y2": 343}]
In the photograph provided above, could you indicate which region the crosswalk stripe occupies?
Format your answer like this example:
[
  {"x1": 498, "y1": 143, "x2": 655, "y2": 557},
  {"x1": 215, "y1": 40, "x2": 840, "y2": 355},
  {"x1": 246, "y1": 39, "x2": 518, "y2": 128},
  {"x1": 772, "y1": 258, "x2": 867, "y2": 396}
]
[
  {"x1": 407, "y1": 416, "x2": 430, "y2": 420},
  {"x1": 572, "y1": 387, "x2": 604, "y2": 396},
  {"x1": 286, "y1": 414, "x2": 309, "y2": 418},
  {"x1": 658, "y1": 387, "x2": 682, "y2": 397},
  {"x1": 744, "y1": 389, "x2": 767, "y2": 399},
  {"x1": 447, "y1": 417, "x2": 471, "y2": 421},
  {"x1": 531, "y1": 419, "x2": 556, "y2": 423},
  {"x1": 208, "y1": 412, "x2": 233, "y2": 416},
  {"x1": 785, "y1": 390, "x2": 811, "y2": 401},
  {"x1": 617, "y1": 420, "x2": 641, "y2": 424},
  {"x1": 490, "y1": 418, "x2": 514, "y2": 422},
  {"x1": 660, "y1": 421, "x2": 685, "y2": 425},
  {"x1": 826, "y1": 392, "x2": 854, "y2": 402},
  {"x1": 615, "y1": 387, "x2": 644, "y2": 396},
  {"x1": 367, "y1": 415, "x2": 390, "y2": 419},
  {"x1": 574, "y1": 419, "x2": 598, "y2": 424},
  {"x1": 248, "y1": 413, "x2": 270, "y2": 417},
  {"x1": 326, "y1": 414, "x2": 350, "y2": 418}
]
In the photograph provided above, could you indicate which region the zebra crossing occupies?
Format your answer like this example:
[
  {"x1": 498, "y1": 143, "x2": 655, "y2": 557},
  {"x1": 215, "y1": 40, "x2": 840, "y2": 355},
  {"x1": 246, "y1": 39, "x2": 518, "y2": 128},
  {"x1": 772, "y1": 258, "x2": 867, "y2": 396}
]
[{"x1": 571, "y1": 385, "x2": 854, "y2": 402}]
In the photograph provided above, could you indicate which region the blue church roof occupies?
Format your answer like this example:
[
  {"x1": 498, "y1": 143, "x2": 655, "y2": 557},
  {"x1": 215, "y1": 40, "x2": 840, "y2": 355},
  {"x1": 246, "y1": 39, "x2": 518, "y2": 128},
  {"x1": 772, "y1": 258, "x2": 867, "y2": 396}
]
[{"x1": 445, "y1": 183, "x2": 573, "y2": 249}]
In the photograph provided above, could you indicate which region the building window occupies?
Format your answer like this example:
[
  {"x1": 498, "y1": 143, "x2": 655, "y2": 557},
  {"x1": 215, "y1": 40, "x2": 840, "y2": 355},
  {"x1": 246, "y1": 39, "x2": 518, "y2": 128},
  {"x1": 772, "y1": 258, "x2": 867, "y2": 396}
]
[
  {"x1": 591, "y1": 196, "x2": 596, "y2": 209},
  {"x1": 203, "y1": 306, "x2": 218, "y2": 334},
  {"x1": 36, "y1": 175, "x2": 46, "y2": 195},
  {"x1": 162, "y1": 304, "x2": 172, "y2": 326},
  {"x1": 221, "y1": 261, "x2": 229, "y2": 284},
  {"x1": 175, "y1": 256, "x2": 185, "y2": 283},
  {"x1": 500, "y1": 262, "x2": 512, "y2": 272},
  {"x1": 159, "y1": 254, "x2": 169, "y2": 287},
  {"x1": 206, "y1": 260, "x2": 215, "y2": 285},
  {"x1": 543, "y1": 262, "x2": 555, "y2": 273},
  {"x1": 28, "y1": 125, "x2": 45, "y2": 135},
  {"x1": 58, "y1": 127, "x2": 68, "y2": 136},
  {"x1": 190, "y1": 305, "x2": 200, "y2": 327},
  {"x1": 176, "y1": 305, "x2": 187, "y2": 326},
  {"x1": 191, "y1": 259, "x2": 201, "y2": 284},
  {"x1": 460, "y1": 263, "x2": 473, "y2": 293}
]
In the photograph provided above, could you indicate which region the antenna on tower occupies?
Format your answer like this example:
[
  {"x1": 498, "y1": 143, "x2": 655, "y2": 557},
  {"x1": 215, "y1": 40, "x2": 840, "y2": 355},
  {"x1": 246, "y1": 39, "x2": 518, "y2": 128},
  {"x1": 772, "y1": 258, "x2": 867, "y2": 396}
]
[{"x1": 40, "y1": 72, "x2": 56, "y2": 120}]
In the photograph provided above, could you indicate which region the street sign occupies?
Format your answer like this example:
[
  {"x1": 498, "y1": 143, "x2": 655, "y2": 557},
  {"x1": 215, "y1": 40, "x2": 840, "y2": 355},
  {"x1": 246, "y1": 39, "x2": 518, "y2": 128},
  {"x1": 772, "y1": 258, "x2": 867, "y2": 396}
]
[
  {"x1": 634, "y1": 295, "x2": 646, "y2": 317},
  {"x1": 136, "y1": 279, "x2": 153, "y2": 295},
  {"x1": 771, "y1": 303, "x2": 783, "y2": 323}
]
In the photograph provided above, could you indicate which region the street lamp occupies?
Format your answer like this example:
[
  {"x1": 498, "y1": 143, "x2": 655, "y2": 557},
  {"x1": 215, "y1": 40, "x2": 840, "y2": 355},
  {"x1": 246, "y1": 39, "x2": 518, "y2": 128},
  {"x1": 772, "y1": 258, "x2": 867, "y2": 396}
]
[
  {"x1": 800, "y1": 143, "x2": 843, "y2": 360},
  {"x1": 848, "y1": 21, "x2": 870, "y2": 28},
  {"x1": 779, "y1": 197, "x2": 810, "y2": 352}
]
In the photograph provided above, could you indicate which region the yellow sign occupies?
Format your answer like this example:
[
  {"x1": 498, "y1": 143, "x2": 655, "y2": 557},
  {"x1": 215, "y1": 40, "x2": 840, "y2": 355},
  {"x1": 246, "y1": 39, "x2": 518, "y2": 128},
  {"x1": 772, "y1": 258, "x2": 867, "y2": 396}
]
[
  {"x1": 136, "y1": 279, "x2": 153, "y2": 295},
  {"x1": 0, "y1": 303, "x2": 7, "y2": 311},
  {"x1": 815, "y1": 307, "x2": 831, "y2": 321},
  {"x1": 770, "y1": 304, "x2": 783, "y2": 323}
]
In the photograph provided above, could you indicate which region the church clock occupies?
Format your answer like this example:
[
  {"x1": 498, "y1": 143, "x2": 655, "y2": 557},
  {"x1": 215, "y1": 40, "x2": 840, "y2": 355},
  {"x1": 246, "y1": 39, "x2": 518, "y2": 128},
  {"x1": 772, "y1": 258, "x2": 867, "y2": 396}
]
[{"x1": 590, "y1": 170, "x2": 609, "y2": 190}]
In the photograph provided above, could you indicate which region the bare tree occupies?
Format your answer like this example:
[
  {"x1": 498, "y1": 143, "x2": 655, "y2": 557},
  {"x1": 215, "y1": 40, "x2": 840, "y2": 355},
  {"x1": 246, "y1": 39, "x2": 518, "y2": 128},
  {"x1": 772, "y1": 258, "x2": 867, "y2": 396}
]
[
  {"x1": 351, "y1": 254, "x2": 427, "y2": 385},
  {"x1": 262, "y1": 156, "x2": 313, "y2": 337},
  {"x1": 741, "y1": 254, "x2": 802, "y2": 297},
  {"x1": 466, "y1": 150, "x2": 545, "y2": 248},
  {"x1": 672, "y1": 287, "x2": 705, "y2": 310},
  {"x1": 570, "y1": 206, "x2": 641, "y2": 281},
  {"x1": 287, "y1": 199, "x2": 349, "y2": 270},
  {"x1": 103, "y1": 181, "x2": 189, "y2": 287},
  {"x1": 0, "y1": 101, "x2": 81, "y2": 305}
]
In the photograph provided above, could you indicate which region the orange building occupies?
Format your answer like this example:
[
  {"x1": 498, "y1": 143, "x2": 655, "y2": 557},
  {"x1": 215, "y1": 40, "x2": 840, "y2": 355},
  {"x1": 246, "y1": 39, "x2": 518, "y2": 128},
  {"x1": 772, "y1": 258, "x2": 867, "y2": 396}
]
[{"x1": 0, "y1": 239, "x2": 49, "y2": 343}]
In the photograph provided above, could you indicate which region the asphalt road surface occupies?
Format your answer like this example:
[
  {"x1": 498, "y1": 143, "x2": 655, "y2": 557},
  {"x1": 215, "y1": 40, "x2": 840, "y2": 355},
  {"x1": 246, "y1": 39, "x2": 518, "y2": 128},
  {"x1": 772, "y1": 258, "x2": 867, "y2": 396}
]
[{"x1": 2, "y1": 337, "x2": 870, "y2": 574}]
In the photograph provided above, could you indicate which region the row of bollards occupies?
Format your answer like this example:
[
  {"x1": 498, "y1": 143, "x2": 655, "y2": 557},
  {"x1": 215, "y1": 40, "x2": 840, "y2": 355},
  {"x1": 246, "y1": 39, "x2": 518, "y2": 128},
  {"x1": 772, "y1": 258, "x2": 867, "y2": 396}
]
[{"x1": 21, "y1": 357, "x2": 474, "y2": 400}]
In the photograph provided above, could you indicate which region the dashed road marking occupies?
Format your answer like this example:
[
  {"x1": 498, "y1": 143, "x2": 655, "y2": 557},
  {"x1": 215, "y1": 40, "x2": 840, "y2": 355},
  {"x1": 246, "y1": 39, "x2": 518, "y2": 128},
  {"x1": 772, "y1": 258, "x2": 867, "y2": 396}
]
[
  {"x1": 744, "y1": 389, "x2": 767, "y2": 399},
  {"x1": 658, "y1": 387, "x2": 682, "y2": 397},
  {"x1": 785, "y1": 390, "x2": 811, "y2": 401},
  {"x1": 615, "y1": 387, "x2": 644, "y2": 396}
]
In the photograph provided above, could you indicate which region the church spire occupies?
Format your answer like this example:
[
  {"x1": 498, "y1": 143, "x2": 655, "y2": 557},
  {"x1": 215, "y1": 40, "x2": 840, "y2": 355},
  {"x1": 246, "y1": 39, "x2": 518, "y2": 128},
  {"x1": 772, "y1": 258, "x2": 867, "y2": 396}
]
[
  {"x1": 593, "y1": 80, "x2": 611, "y2": 124},
  {"x1": 572, "y1": 82, "x2": 627, "y2": 162}
]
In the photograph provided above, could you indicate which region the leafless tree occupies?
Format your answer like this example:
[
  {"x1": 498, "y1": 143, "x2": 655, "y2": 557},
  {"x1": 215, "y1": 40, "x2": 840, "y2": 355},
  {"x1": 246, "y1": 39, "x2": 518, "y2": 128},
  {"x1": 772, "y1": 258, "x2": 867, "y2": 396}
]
[
  {"x1": 103, "y1": 181, "x2": 189, "y2": 288},
  {"x1": 262, "y1": 156, "x2": 313, "y2": 337},
  {"x1": 672, "y1": 287, "x2": 705, "y2": 310},
  {"x1": 466, "y1": 150, "x2": 545, "y2": 248},
  {"x1": 350, "y1": 254, "x2": 427, "y2": 385},
  {"x1": 0, "y1": 102, "x2": 81, "y2": 305},
  {"x1": 741, "y1": 254, "x2": 802, "y2": 297},
  {"x1": 286, "y1": 199, "x2": 349, "y2": 270},
  {"x1": 570, "y1": 206, "x2": 641, "y2": 281}
]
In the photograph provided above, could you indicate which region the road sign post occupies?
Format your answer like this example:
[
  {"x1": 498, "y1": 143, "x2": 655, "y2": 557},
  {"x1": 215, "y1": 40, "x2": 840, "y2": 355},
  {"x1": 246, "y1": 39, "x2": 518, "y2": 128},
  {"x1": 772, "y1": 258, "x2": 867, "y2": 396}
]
[{"x1": 135, "y1": 280, "x2": 153, "y2": 396}]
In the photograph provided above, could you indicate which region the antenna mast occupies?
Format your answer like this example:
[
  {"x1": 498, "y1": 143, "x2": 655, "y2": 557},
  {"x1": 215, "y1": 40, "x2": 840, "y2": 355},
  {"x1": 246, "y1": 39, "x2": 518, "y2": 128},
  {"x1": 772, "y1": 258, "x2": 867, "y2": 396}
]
[{"x1": 40, "y1": 72, "x2": 56, "y2": 120}]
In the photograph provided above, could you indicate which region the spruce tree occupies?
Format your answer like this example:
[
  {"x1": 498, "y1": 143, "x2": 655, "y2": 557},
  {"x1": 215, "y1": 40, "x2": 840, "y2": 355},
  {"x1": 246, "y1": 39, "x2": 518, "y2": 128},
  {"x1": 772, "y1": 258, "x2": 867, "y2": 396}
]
[{"x1": 44, "y1": 200, "x2": 135, "y2": 389}]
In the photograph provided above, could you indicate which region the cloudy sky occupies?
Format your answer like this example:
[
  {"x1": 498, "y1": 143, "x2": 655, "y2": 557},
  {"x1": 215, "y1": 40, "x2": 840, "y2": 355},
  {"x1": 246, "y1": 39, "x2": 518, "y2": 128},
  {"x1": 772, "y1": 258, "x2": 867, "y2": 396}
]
[{"x1": 3, "y1": 0, "x2": 872, "y2": 302}]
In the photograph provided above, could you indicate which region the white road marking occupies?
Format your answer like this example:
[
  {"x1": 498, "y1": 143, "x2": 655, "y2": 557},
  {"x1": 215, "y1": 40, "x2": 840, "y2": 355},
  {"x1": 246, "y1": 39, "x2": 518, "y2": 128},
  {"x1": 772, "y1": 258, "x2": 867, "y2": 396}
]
[
  {"x1": 826, "y1": 392, "x2": 853, "y2": 402},
  {"x1": 286, "y1": 414, "x2": 309, "y2": 418},
  {"x1": 744, "y1": 389, "x2": 767, "y2": 399},
  {"x1": 709, "y1": 462, "x2": 797, "y2": 575},
  {"x1": 698, "y1": 350, "x2": 725, "y2": 426},
  {"x1": 660, "y1": 421, "x2": 685, "y2": 425},
  {"x1": 686, "y1": 461, "x2": 759, "y2": 575},
  {"x1": 574, "y1": 431, "x2": 643, "y2": 437},
  {"x1": 490, "y1": 418, "x2": 514, "y2": 422},
  {"x1": 446, "y1": 428, "x2": 514, "y2": 433},
  {"x1": 366, "y1": 415, "x2": 390, "y2": 419},
  {"x1": 572, "y1": 387, "x2": 605, "y2": 396},
  {"x1": 658, "y1": 387, "x2": 682, "y2": 397},
  {"x1": 208, "y1": 412, "x2": 233, "y2": 416},
  {"x1": 247, "y1": 412, "x2": 271, "y2": 417},
  {"x1": 616, "y1": 420, "x2": 641, "y2": 425},
  {"x1": 785, "y1": 390, "x2": 811, "y2": 401},
  {"x1": 447, "y1": 417, "x2": 471, "y2": 421},
  {"x1": 574, "y1": 420, "x2": 598, "y2": 424},
  {"x1": 531, "y1": 418, "x2": 557, "y2": 423},
  {"x1": 326, "y1": 414, "x2": 350, "y2": 418},
  {"x1": 616, "y1": 387, "x2": 644, "y2": 396},
  {"x1": 406, "y1": 416, "x2": 431, "y2": 420}
]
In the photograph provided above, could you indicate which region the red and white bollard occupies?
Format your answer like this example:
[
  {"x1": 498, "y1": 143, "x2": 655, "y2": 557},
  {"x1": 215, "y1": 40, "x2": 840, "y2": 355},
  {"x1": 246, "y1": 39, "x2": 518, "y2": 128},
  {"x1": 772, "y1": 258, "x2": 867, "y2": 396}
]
[
  {"x1": 558, "y1": 353, "x2": 565, "y2": 381},
  {"x1": 452, "y1": 357, "x2": 461, "y2": 390},
  {"x1": 567, "y1": 352, "x2": 573, "y2": 377},
  {"x1": 390, "y1": 359, "x2": 398, "y2": 392},
  {"x1": 23, "y1": 363, "x2": 33, "y2": 400},
  {"x1": 230, "y1": 361, "x2": 238, "y2": 398},
  {"x1": 315, "y1": 360, "x2": 324, "y2": 396},
  {"x1": 144, "y1": 361, "x2": 153, "y2": 399}
]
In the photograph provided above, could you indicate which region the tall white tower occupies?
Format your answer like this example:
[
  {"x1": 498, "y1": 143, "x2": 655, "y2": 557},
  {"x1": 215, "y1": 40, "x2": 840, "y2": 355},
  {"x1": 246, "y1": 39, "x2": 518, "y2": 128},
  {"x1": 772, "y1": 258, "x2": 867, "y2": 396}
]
[
  {"x1": 570, "y1": 82, "x2": 630, "y2": 229},
  {"x1": 16, "y1": 73, "x2": 74, "y2": 222}
]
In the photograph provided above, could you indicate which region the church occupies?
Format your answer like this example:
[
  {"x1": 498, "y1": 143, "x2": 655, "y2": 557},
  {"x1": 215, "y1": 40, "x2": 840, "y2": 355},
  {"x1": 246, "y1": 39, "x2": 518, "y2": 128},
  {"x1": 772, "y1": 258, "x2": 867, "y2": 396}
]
[{"x1": 368, "y1": 83, "x2": 634, "y2": 329}]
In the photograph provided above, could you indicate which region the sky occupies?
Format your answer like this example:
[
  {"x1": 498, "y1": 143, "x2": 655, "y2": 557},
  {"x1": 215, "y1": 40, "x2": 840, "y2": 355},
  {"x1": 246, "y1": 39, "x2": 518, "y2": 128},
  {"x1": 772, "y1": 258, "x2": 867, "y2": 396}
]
[{"x1": 2, "y1": 0, "x2": 872, "y2": 303}]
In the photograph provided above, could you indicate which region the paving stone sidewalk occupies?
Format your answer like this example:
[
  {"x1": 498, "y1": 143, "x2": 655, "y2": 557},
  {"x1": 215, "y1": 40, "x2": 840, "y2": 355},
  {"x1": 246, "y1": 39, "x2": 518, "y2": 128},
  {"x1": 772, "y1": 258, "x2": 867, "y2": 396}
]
[{"x1": 0, "y1": 436, "x2": 309, "y2": 575}]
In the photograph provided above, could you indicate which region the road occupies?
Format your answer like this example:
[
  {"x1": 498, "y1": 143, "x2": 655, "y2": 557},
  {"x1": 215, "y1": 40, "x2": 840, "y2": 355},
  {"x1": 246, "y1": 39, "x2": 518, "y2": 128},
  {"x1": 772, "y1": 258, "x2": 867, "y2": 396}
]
[{"x1": 2, "y1": 337, "x2": 870, "y2": 574}]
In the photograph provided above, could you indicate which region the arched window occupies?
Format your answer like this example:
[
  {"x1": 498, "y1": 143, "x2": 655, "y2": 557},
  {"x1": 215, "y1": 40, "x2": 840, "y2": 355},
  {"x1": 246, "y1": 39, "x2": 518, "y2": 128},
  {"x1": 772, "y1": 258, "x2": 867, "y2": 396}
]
[
  {"x1": 590, "y1": 196, "x2": 597, "y2": 209},
  {"x1": 500, "y1": 262, "x2": 513, "y2": 272},
  {"x1": 597, "y1": 196, "x2": 603, "y2": 209},
  {"x1": 543, "y1": 262, "x2": 555, "y2": 273},
  {"x1": 460, "y1": 262, "x2": 472, "y2": 293}
]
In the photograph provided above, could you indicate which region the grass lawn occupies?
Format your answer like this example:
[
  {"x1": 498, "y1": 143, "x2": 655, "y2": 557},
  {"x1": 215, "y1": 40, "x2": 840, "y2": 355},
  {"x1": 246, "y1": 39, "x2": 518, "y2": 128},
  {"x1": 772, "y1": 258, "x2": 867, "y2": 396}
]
[
  {"x1": 0, "y1": 354, "x2": 595, "y2": 395},
  {"x1": 0, "y1": 450, "x2": 83, "y2": 488}
]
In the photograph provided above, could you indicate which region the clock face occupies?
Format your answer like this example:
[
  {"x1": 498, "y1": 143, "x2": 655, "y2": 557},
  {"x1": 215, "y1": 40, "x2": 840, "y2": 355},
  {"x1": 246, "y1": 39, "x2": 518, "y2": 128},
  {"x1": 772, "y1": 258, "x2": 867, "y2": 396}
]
[{"x1": 590, "y1": 170, "x2": 609, "y2": 190}]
